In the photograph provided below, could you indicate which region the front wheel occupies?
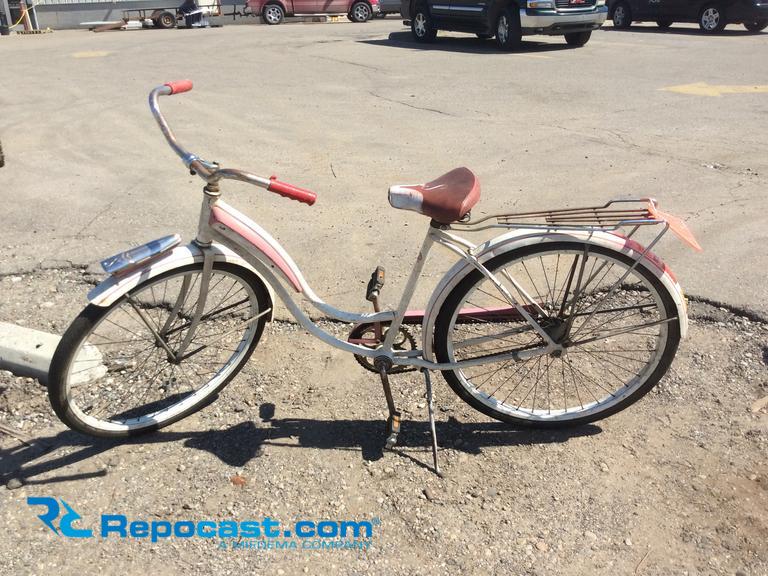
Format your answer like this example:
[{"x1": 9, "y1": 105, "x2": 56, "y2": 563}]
[
  {"x1": 48, "y1": 262, "x2": 271, "y2": 437},
  {"x1": 495, "y1": 7, "x2": 522, "y2": 50},
  {"x1": 155, "y1": 10, "x2": 176, "y2": 28},
  {"x1": 262, "y1": 3, "x2": 285, "y2": 24},
  {"x1": 433, "y1": 242, "x2": 681, "y2": 428},
  {"x1": 564, "y1": 30, "x2": 592, "y2": 46},
  {"x1": 699, "y1": 4, "x2": 726, "y2": 32},
  {"x1": 743, "y1": 19, "x2": 767, "y2": 32}
]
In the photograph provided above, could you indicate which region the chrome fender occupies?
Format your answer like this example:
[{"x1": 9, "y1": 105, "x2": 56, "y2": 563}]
[
  {"x1": 421, "y1": 229, "x2": 688, "y2": 361},
  {"x1": 87, "y1": 241, "x2": 275, "y2": 318}
]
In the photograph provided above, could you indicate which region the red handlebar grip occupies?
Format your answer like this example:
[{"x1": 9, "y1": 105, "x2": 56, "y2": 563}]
[
  {"x1": 164, "y1": 80, "x2": 194, "y2": 95},
  {"x1": 268, "y1": 177, "x2": 317, "y2": 206}
]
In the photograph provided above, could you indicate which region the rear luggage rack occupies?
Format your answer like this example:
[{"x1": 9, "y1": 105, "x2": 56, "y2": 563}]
[
  {"x1": 456, "y1": 199, "x2": 660, "y2": 231},
  {"x1": 453, "y1": 198, "x2": 702, "y2": 252}
]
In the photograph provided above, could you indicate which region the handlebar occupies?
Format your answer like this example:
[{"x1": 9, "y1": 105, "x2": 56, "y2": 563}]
[{"x1": 149, "y1": 81, "x2": 317, "y2": 206}]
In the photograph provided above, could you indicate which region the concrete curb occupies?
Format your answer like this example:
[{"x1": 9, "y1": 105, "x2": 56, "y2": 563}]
[{"x1": 0, "y1": 322, "x2": 61, "y2": 384}]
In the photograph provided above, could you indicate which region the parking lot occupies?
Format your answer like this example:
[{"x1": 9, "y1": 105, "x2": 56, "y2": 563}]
[{"x1": 1, "y1": 18, "x2": 767, "y2": 576}]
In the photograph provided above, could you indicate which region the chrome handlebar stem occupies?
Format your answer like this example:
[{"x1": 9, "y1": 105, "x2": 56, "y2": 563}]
[{"x1": 148, "y1": 85, "x2": 271, "y2": 190}]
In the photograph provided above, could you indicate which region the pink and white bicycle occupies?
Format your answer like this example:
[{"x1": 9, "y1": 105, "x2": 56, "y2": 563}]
[{"x1": 48, "y1": 80, "x2": 701, "y2": 473}]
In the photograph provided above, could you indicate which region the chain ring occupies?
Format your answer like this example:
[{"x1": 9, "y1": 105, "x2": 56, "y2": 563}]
[{"x1": 350, "y1": 324, "x2": 418, "y2": 374}]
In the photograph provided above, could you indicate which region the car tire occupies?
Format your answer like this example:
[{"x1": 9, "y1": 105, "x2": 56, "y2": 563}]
[
  {"x1": 262, "y1": 3, "x2": 284, "y2": 24},
  {"x1": 564, "y1": 30, "x2": 592, "y2": 46},
  {"x1": 476, "y1": 32, "x2": 493, "y2": 39},
  {"x1": 743, "y1": 19, "x2": 767, "y2": 32},
  {"x1": 411, "y1": 3, "x2": 437, "y2": 42},
  {"x1": 699, "y1": 4, "x2": 726, "y2": 32},
  {"x1": 495, "y1": 7, "x2": 522, "y2": 50},
  {"x1": 350, "y1": 1, "x2": 372, "y2": 22},
  {"x1": 656, "y1": 18, "x2": 673, "y2": 28},
  {"x1": 155, "y1": 10, "x2": 176, "y2": 28},
  {"x1": 611, "y1": 1, "x2": 632, "y2": 28}
]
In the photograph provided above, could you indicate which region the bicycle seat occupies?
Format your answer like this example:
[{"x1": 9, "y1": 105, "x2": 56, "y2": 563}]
[{"x1": 388, "y1": 167, "x2": 480, "y2": 223}]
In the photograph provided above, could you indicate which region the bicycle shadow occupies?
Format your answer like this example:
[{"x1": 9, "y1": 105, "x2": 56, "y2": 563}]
[
  {"x1": 1, "y1": 403, "x2": 601, "y2": 486},
  {"x1": 360, "y1": 31, "x2": 573, "y2": 54}
]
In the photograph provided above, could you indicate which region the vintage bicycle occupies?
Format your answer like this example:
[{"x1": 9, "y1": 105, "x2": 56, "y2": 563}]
[{"x1": 48, "y1": 80, "x2": 702, "y2": 474}]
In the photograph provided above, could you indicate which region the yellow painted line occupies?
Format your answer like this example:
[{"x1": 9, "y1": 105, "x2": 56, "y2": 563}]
[
  {"x1": 661, "y1": 82, "x2": 768, "y2": 97},
  {"x1": 72, "y1": 51, "x2": 111, "y2": 58}
]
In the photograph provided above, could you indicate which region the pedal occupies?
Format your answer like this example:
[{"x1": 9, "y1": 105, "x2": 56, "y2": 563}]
[
  {"x1": 366, "y1": 266, "x2": 386, "y2": 303},
  {"x1": 384, "y1": 412, "x2": 401, "y2": 449}
]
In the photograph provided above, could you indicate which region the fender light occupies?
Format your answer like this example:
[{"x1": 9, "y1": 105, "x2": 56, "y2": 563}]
[{"x1": 527, "y1": 0, "x2": 554, "y2": 8}]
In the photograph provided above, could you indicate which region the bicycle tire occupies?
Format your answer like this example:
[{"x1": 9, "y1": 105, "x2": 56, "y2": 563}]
[{"x1": 48, "y1": 262, "x2": 270, "y2": 437}]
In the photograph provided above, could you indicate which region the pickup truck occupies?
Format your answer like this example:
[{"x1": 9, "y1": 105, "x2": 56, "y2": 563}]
[{"x1": 401, "y1": 0, "x2": 607, "y2": 48}]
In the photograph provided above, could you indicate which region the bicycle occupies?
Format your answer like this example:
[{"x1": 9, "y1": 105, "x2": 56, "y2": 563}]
[{"x1": 48, "y1": 80, "x2": 702, "y2": 475}]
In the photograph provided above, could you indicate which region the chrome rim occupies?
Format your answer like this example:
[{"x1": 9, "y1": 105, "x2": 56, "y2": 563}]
[
  {"x1": 497, "y1": 14, "x2": 509, "y2": 43},
  {"x1": 701, "y1": 7, "x2": 719, "y2": 29},
  {"x1": 353, "y1": 3, "x2": 370, "y2": 20},
  {"x1": 414, "y1": 12, "x2": 427, "y2": 36},
  {"x1": 264, "y1": 5, "x2": 282, "y2": 23}
]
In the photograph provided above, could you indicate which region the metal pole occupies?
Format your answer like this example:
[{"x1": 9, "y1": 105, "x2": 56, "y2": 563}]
[{"x1": 1, "y1": 0, "x2": 12, "y2": 31}]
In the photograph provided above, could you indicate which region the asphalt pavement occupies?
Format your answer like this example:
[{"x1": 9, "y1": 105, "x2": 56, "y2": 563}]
[{"x1": 1, "y1": 20, "x2": 766, "y2": 318}]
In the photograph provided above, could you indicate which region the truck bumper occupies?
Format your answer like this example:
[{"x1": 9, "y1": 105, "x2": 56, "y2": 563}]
[{"x1": 520, "y1": 6, "x2": 607, "y2": 34}]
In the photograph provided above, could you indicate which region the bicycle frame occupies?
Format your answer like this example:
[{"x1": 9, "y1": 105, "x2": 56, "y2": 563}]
[{"x1": 197, "y1": 183, "x2": 560, "y2": 371}]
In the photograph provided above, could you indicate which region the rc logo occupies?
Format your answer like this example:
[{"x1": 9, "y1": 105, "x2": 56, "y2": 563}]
[{"x1": 27, "y1": 497, "x2": 93, "y2": 538}]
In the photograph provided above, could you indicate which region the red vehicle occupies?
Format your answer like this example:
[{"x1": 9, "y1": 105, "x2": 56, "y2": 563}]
[{"x1": 248, "y1": 0, "x2": 380, "y2": 23}]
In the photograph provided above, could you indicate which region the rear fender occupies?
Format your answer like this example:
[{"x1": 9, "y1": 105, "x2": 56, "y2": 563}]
[
  {"x1": 421, "y1": 228, "x2": 688, "y2": 361},
  {"x1": 87, "y1": 241, "x2": 275, "y2": 317}
]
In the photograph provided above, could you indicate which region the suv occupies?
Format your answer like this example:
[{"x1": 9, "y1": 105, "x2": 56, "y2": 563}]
[
  {"x1": 608, "y1": 0, "x2": 767, "y2": 33},
  {"x1": 401, "y1": 0, "x2": 607, "y2": 48},
  {"x1": 248, "y1": 0, "x2": 380, "y2": 24}
]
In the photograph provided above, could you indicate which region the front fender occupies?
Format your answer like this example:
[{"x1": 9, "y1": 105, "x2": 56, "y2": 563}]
[
  {"x1": 421, "y1": 228, "x2": 688, "y2": 361},
  {"x1": 87, "y1": 241, "x2": 275, "y2": 318}
]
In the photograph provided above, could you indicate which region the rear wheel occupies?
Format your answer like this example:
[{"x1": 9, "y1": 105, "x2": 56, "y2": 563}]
[
  {"x1": 350, "y1": 1, "x2": 372, "y2": 22},
  {"x1": 48, "y1": 262, "x2": 270, "y2": 437},
  {"x1": 699, "y1": 4, "x2": 726, "y2": 32},
  {"x1": 434, "y1": 242, "x2": 680, "y2": 428},
  {"x1": 495, "y1": 7, "x2": 522, "y2": 50},
  {"x1": 411, "y1": 4, "x2": 437, "y2": 42},
  {"x1": 611, "y1": 1, "x2": 632, "y2": 28},
  {"x1": 743, "y1": 19, "x2": 767, "y2": 32},
  {"x1": 656, "y1": 18, "x2": 673, "y2": 28},
  {"x1": 155, "y1": 11, "x2": 176, "y2": 28},
  {"x1": 262, "y1": 3, "x2": 284, "y2": 24},
  {"x1": 564, "y1": 30, "x2": 592, "y2": 46}
]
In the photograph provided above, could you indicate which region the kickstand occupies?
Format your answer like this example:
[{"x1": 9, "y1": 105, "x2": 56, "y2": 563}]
[
  {"x1": 421, "y1": 368, "x2": 442, "y2": 477},
  {"x1": 377, "y1": 361, "x2": 401, "y2": 450}
]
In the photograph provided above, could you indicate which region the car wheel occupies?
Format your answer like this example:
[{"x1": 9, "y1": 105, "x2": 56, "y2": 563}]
[
  {"x1": 743, "y1": 19, "x2": 767, "y2": 32},
  {"x1": 262, "y1": 3, "x2": 284, "y2": 24},
  {"x1": 476, "y1": 32, "x2": 493, "y2": 39},
  {"x1": 564, "y1": 30, "x2": 592, "y2": 46},
  {"x1": 155, "y1": 11, "x2": 176, "y2": 28},
  {"x1": 656, "y1": 18, "x2": 673, "y2": 28},
  {"x1": 351, "y1": 1, "x2": 372, "y2": 22},
  {"x1": 699, "y1": 4, "x2": 726, "y2": 32},
  {"x1": 611, "y1": 1, "x2": 632, "y2": 28},
  {"x1": 495, "y1": 7, "x2": 522, "y2": 50},
  {"x1": 411, "y1": 4, "x2": 437, "y2": 42}
]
